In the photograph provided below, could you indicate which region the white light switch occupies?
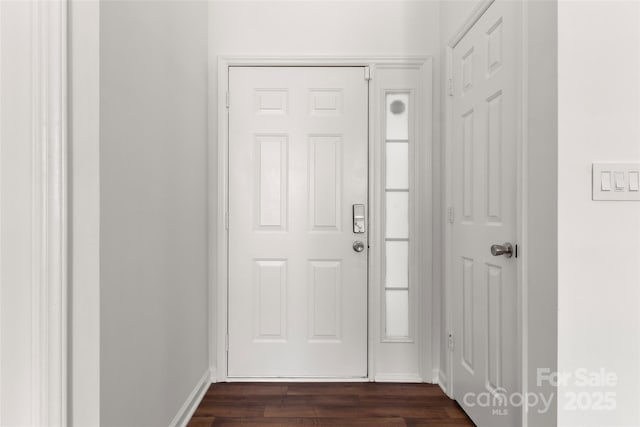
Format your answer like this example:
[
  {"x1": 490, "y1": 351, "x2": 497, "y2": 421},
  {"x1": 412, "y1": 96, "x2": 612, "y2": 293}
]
[
  {"x1": 601, "y1": 172, "x2": 611, "y2": 191},
  {"x1": 593, "y1": 163, "x2": 640, "y2": 201},
  {"x1": 614, "y1": 172, "x2": 625, "y2": 190},
  {"x1": 630, "y1": 172, "x2": 640, "y2": 192}
]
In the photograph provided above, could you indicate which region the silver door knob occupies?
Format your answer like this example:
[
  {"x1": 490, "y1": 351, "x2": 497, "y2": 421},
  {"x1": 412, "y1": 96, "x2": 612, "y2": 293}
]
[
  {"x1": 353, "y1": 241, "x2": 365, "y2": 253},
  {"x1": 490, "y1": 243, "x2": 513, "y2": 258}
]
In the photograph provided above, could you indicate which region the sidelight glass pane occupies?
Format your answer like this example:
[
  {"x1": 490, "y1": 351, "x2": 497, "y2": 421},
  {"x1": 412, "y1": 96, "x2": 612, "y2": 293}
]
[
  {"x1": 385, "y1": 142, "x2": 409, "y2": 190},
  {"x1": 383, "y1": 90, "x2": 411, "y2": 340},
  {"x1": 385, "y1": 192, "x2": 409, "y2": 239},
  {"x1": 386, "y1": 290, "x2": 409, "y2": 337},
  {"x1": 385, "y1": 241, "x2": 408, "y2": 288},
  {"x1": 386, "y1": 93, "x2": 409, "y2": 140}
]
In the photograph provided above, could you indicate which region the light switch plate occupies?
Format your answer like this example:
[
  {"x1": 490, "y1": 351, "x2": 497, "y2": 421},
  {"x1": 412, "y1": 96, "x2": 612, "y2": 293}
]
[{"x1": 593, "y1": 163, "x2": 640, "y2": 201}]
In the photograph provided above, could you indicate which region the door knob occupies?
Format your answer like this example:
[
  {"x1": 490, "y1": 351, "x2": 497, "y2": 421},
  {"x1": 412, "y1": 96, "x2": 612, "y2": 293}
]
[
  {"x1": 490, "y1": 243, "x2": 513, "y2": 258},
  {"x1": 353, "y1": 241, "x2": 365, "y2": 253}
]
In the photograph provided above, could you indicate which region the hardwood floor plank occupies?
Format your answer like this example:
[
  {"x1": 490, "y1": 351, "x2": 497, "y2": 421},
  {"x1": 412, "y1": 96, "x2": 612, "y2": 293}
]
[
  {"x1": 317, "y1": 406, "x2": 449, "y2": 420},
  {"x1": 212, "y1": 417, "x2": 408, "y2": 426},
  {"x1": 201, "y1": 394, "x2": 285, "y2": 405},
  {"x1": 208, "y1": 384, "x2": 289, "y2": 396},
  {"x1": 263, "y1": 404, "x2": 318, "y2": 418},
  {"x1": 187, "y1": 416, "x2": 215, "y2": 427},
  {"x1": 281, "y1": 395, "x2": 360, "y2": 406},
  {"x1": 285, "y1": 384, "x2": 372, "y2": 396},
  {"x1": 358, "y1": 395, "x2": 462, "y2": 406},
  {"x1": 405, "y1": 420, "x2": 476, "y2": 427},
  {"x1": 189, "y1": 382, "x2": 475, "y2": 427},
  {"x1": 445, "y1": 406, "x2": 469, "y2": 419},
  {"x1": 194, "y1": 404, "x2": 266, "y2": 418}
]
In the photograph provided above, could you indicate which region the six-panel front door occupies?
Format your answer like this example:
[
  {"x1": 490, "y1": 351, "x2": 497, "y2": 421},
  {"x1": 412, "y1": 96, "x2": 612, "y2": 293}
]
[
  {"x1": 228, "y1": 67, "x2": 369, "y2": 378},
  {"x1": 451, "y1": 1, "x2": 520, "y2": 425}
]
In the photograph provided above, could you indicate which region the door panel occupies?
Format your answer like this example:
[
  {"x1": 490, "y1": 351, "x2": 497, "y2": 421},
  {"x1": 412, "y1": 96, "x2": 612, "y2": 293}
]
[
  {"x1": 228, "y1": 67, "x2": 368, "y2": 378},
  {"x1": 452, "y1": 2, "x2": 520, "y2": 425}
]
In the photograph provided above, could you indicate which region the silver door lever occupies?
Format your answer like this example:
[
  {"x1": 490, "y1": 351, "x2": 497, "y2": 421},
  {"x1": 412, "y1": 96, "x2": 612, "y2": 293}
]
[{"x1": 490, "y1": 243, "x2": 513, "y2": 258}]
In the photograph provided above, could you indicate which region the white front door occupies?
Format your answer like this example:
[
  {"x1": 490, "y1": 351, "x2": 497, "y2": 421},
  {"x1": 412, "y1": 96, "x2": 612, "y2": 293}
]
[
  {"x1": 452, "y1": 1, "x2": 520, "y2": 425},
  {"x1": 228, "y1": 67, "x2": 369, "y2": 378}
]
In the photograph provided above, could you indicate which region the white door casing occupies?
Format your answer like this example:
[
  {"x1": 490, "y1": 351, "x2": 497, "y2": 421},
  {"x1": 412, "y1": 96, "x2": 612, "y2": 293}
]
[
  {"x1": 227, "y1": 67, "x2": 368, "y2": 378},
  {"x1": 0, "y1": 0, "x2": 67, "y2": 425},
  {"x1": 451, "y1": 1, "x2": 520, "y2": 425}
]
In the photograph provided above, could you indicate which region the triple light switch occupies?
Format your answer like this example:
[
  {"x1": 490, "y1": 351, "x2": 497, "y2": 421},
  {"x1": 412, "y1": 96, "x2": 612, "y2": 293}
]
[{"x1": 593, "y1": 163, "x2": 640, "y2": 201}]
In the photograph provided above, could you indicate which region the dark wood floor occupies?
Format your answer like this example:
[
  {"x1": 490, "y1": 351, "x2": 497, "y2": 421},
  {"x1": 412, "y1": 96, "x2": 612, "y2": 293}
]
[{"x1": 188, "y1": 382, "x2": 475, "y2": 426}]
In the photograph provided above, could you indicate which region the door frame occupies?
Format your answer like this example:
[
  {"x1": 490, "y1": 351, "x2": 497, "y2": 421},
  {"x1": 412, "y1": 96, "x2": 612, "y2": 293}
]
[
  {"x1": 0, "y1": 0, "x2": 68, "y2": 424},
  {"x1": 212, "y1": 56, "x2": 433, "y2": 382},
  {"x1": 443, "y1": 0, "x2": 529, "y2": 423}
]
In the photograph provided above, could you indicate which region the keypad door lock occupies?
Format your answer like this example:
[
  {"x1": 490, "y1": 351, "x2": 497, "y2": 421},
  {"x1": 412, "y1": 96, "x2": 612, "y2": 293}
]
[{"x1": 353, "y1": 204, "x2": 365, "y2": 233}]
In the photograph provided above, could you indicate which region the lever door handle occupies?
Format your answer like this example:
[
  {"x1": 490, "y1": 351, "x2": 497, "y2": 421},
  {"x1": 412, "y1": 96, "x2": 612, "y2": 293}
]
[{"x1": 490, "y1": 243, "x2": 514, "y2": 258}]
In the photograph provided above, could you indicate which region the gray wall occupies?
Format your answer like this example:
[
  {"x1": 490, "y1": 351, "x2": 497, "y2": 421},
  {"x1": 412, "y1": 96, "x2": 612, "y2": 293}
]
[
  {"x1": 100, "y1": 2, "x2": 209, "y2": 426},
  {"x1": 525, "y1": 2, "x2": 558, "y2": 426},
  {"x1": 558, "y1": 2, "x2": 640, "y2": 426}
]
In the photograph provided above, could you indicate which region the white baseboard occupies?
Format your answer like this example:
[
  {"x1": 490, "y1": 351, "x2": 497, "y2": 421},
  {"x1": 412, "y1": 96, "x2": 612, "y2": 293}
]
[
  {"x1": 374, "y1": 373, "x2": 423, "y2": 383},
  {"x1": 210, "y1": 366, "x2": 217, "y2": 383},
  {"x1": 169, "y1": 369, "x2": 211, "y2": 427}
]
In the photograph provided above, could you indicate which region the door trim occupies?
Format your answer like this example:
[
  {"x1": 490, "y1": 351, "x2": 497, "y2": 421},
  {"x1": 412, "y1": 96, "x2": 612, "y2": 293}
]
[
  {"x1": 211, "y1": 57, "x2": 433, "y2": 383},
  {"x1": 442, "y1": 1, "x2": 528, "y2": 426},
  {"x1": 0, "y1": 0, "x2": 69, "y2": 424}
]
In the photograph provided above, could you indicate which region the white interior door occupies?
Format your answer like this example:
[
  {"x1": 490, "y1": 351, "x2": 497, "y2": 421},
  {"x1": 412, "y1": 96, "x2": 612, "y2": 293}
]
[
  {"x1": 452, "y1": 1, "x2": 520, "y2": 425},
  {"x1": 228, "y1": 67, "x2": 369, "y2": 378}
]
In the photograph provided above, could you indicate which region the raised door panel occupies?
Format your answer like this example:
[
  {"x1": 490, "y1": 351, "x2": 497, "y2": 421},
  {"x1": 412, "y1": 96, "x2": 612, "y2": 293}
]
[
  {"x1": 254, "y1": 260, "x2": 287, "y2": 342},
  {"x1": 309, "y1": 136, "x2": 342, "y2": 232},
  {"x1": 308, "y1": 260, "x2": 342, "y2": 342},
  {"x1": 255, "y1": 135, "x2": 288, "y2": 230}
]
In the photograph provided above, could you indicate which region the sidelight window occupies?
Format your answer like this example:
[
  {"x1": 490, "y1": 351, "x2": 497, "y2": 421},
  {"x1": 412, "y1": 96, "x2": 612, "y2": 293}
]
[{"x1": 383, "y1": 92, "x2": 411, "y2": 340}]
